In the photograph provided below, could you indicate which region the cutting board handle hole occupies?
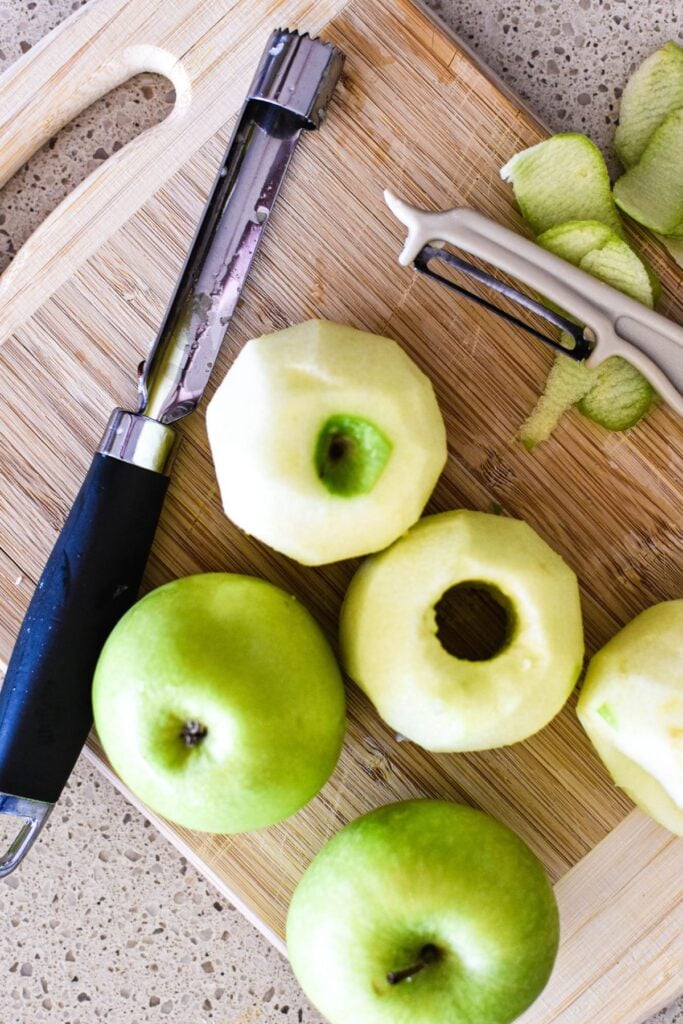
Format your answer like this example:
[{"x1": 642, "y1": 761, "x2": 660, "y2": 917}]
[{"x1": 0, "y1": 72, "x2": 175, "y2": 278}]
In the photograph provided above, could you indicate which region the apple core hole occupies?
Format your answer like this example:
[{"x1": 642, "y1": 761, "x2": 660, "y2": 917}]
[
  {"x1": 327, "y1": 435, "x2": 351, "y2": 462},
  {"x1": 180, "y1": 719, "x2": 208, "y2": 747},
  {"x1": 434, "y1": 582, "x2": 513, "y2": 661},
  {"x1": 0, "y1": 72, "x2": 175, "y2": 277},
  {"x1": 314, "y1": 414, "x2": 392, "y2": 496}
]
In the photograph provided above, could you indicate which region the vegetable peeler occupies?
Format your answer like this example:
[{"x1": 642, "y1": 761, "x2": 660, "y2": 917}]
[
  {"x1": 0, "y1": 30, "x2": 343, "y2": 876},
  {"x1": 385, "y1": 190, "x2": 683, "y2": 415}
]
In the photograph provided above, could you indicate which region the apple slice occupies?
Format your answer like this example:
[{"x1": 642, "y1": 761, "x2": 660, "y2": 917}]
[
  {"x1": 340, "y1": 510, "x2": 583, "y2": 752},
  {"x1": 93, "y1": 574, "x2": 346, "y2": 833},
  {"x1": 206, "y1": 319, "x2": 447, "y2": 566},
  {"x1": 577, "y1": 600, "x2": 683, "y2": 835},
  {"x1": 287, "y1": 800, "x2": 559, "y2": 1024}
]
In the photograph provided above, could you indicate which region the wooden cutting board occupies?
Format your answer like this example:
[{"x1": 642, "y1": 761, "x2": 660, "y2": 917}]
[{"x1": 0, "y1": 1, "x2": 681, "y2": 1020}]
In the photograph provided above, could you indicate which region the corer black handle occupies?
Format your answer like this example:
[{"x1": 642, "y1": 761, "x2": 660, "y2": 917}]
[{"x1": 0, "y1": 452, "x2": 169, "y2": 804}]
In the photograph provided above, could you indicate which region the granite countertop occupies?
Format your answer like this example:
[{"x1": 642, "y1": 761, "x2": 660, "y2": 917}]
[{"x1": 0, "y1": 1, "x2": 680, "y2": 1022}]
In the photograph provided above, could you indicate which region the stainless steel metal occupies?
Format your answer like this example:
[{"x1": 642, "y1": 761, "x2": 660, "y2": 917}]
[
  {"x1": 414, "y1": 244, "x2": 592, "y2": 360},
  {"x1": 98, "y1": 409, "x2": 178, "y2": 474},
  {"x1": 249, "y1": 29, "x2": 344, "y2": 128},
  {"x1": 139, "y1": 30, "x2": 344, "y2": 426},
  {"x1": 0, "y1": 793, "x2": 53, "y2": 878}
]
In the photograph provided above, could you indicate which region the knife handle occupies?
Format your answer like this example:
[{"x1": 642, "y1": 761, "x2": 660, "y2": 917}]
[{"x1": 0, "y1": 449, "x2": 170, "y2": 805}]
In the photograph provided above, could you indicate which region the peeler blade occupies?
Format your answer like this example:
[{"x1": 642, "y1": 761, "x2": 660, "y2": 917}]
[{"x1": 413, "y1": 244, "x2": 593, "y2": 361}]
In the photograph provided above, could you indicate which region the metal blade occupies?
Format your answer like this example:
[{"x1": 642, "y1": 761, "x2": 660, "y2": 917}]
[
  {"x1": 139, "y1": 30, "x2": 344, "y2": 425},
  {"x1": 414, "y1": 244, "x2": 593, "y2": 361}
]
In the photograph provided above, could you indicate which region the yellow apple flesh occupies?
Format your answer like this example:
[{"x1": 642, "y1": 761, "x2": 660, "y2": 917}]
[
  {"x1": 206, "y1": 320, "x2": 447, "y2": 565},
  {"x1": 340, "y1": 510, "x2": 583, "y2": 751},
  {"x1": 577, "y1": 599, "x2": 683, "y2": 835}
]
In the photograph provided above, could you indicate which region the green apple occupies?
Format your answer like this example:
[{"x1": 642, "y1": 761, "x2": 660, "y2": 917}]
[
  {"x1": 287, "y1": 799, "x2": 559, "y2": 1024},
  {"x1": 340, "y1": 510, "x2": 583, "y2": 751},
  {"x1": 577, "y1": 599, "x2": 683, "y2": 835},
  {"x1": 206, "y1": 319, "x2": 447, "y2": 565},
  {"x1": 92, "y1": 574, "x2": 346, "y2": 833}
]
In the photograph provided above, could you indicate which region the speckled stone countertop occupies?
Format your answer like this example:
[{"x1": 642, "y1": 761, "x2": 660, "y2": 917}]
[{"x1": 0, "y1": 2, "x2": 681, "y2": 1022}]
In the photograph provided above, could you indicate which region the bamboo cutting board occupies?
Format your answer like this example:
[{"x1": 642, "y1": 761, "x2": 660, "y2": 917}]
[{"x1": 0, "y1": 1, "x2": 681, "y2": 1021}]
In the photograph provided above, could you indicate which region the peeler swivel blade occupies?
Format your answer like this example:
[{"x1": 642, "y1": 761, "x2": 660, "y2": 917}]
[{"x1": 384, "y1": 190, "x2": 683, "y2": 414}]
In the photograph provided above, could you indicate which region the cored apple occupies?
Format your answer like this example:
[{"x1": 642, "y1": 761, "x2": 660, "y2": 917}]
[
  {"x1": 577, "y1": 599, "x2": 683, "y2": 835},
  {"x1": 206, "y1": 319, "x2": 447, "y2": 565},
  {"x1": 340, "y1": 510, "x2": 583, "y2": 751},
  {"x1": 287, "y1": 799, "x2": 559, "y2": 1024},
  {"x1": 92, "y1": 574, "x2": 346, "y2": 833}
]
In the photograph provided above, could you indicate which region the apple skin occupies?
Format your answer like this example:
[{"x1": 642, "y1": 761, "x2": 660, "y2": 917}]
[
  {"x1": 92, "y1": 574, "x2": 346, "y2": 833},
  {"x1": 340, "y1": 510, "x2": 583, "y2": 751},
  {"x1": 206, "y1": 319, "x2": 447, "y2": 565},
  {"x1": 577, "y1": 599, "x2": 683, "y2": 835},
  {"x1": 287, "y1": 800, "x2": 559, "y2": 1024}
]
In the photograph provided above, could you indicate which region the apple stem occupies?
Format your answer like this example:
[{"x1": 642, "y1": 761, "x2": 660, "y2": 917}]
[
  {"x1": 180, "y1": 720, "x2": 208, "y2": 747},
  {"x1": 386, "y1": 962, "x2": 426, "y2": 985},
  {"x1": 386, "y1": 944, "x2": 440, "y2": 986}
]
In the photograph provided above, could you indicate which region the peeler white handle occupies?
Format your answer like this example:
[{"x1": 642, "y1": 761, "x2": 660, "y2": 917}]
[{"x1": 385, "y1": 191, "x2": 683, "y2": 416}]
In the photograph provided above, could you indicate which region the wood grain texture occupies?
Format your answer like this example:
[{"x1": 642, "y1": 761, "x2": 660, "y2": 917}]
[
  {"x1": 0, "y1": 0, "x2": 352, "y2": 342},
  {"x1": 0, "y1": 0, "x2": 681, "y2": 1020},
  {"x1": 518, "y1": 811, "x2": 683, "y2": 1024}
]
